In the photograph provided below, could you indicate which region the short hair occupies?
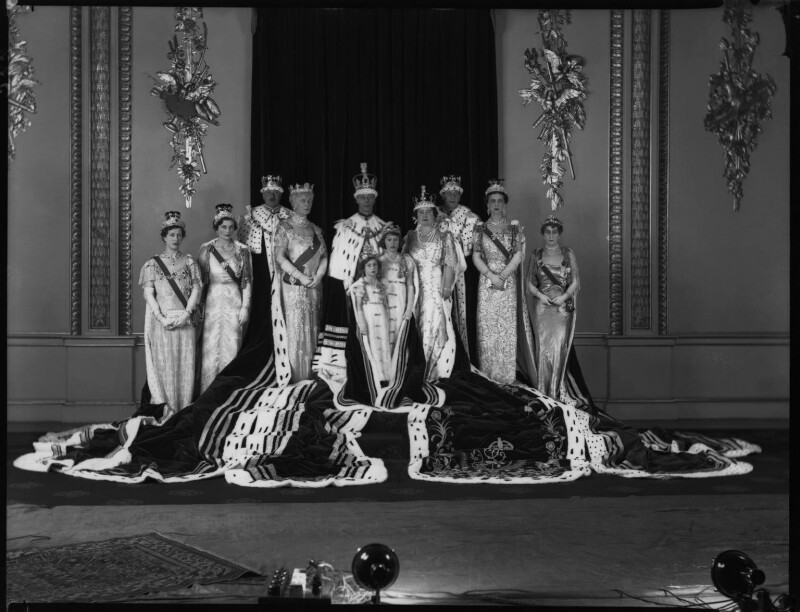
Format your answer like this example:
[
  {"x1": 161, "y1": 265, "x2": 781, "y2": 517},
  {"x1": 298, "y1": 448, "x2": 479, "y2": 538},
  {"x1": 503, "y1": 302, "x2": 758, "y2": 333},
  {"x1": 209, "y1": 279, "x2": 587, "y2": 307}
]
[
  {"x1": 161, "y1": 225, "x2": 186, "y2": 239},
  {"x1": 357, "y1": 254, "x2": 382, "y2": 278},
  {"x1": 540, "y1": 219, "x2": 564, "y2": 235},
  {"x1": 213, "y1": 216, "x2": 238, "y2": 232},
  {"x1": 378, "y1": 228, "x2": 402, "y2": 250},
  {"x1": 484, "y1": 191, "x2": 509, "y2": 205}
]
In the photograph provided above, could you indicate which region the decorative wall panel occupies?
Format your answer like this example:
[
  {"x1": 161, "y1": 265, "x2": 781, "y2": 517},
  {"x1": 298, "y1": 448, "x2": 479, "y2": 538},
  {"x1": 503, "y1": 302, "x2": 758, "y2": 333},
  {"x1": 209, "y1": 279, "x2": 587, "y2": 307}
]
[
  {"x1": 119, "y1": 7, "x2": 133, "y2": 335},
  {"x1": 70, "y1": 7, "x2": 83, "y2": 335},
  {"x1": 90, "y1": 7, "x2": 111, "y2": 330},
  {"x1": 609, "y1": 10, "x2": 624, "y2": 335},
  {"x1": 630, "y1": 9, "x2": 651, "y2": 330},
  {"x1": 657, "y1": 10, "x2": 670, "y2": 335}
]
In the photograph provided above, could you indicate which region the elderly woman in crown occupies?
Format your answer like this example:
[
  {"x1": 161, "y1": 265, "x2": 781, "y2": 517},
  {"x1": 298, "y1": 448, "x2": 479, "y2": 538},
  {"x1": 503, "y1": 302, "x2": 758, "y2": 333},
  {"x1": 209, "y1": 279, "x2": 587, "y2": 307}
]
[
  {"x1": 197, "y1": 204, "x2": 253, "y2": 393},
  {"x1": 138, "y1": 211, "x2": 203, "y2": 421},
  {"x1": 403, "y1": 185, "x2": 460, "y2": 382},
  {"x1": 274, "y1": 182, "x2": 328, "y2": 383}
]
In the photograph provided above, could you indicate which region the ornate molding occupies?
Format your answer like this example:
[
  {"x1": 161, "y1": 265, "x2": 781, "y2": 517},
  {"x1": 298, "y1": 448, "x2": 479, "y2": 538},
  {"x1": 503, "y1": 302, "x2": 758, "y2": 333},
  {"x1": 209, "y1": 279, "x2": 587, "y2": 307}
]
[
  {"x1": 119, "y1": 7, "x2": 133, "y2": 335},
  {"x1": 608, "y1": 10, "x2": 624, "y2": 336},
  {"x1": 630, "y1": 9, "x2": 651, "y2": 330},
  {"x1": 90, "y1": 7, "x2": 111, "y2": 330},
  {"x1": 657, "y1": 10, "x2": 670, "y2": 336},
  {"x1": 70, "y1": 7, "x2": 83, "y2": 336}
]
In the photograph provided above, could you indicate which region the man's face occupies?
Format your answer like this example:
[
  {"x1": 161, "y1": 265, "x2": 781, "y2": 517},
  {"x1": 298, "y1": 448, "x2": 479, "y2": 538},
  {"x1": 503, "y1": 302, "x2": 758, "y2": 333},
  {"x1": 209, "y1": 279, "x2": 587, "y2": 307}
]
[
  {"x1": 442, "y1": 190, "x2": 461, "y2": 209},
  {"x1": 356, "y1": 193, "x2": 376, "y2": 216},
  {"x1": 262, "y1": 189, "x2": 280, "y2": 207}
]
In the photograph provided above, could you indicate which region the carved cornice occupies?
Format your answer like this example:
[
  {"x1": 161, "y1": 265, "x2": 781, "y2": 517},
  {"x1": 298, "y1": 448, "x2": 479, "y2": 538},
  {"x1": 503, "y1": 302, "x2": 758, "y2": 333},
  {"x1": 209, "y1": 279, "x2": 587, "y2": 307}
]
[
  {"x1": 630, "y1": 9, "x2": 651, "y2": 330},
  {"x1": 70, "y1": 7, "x2": 82, "y2": 336},
  {"x1": 609, "y1": 10, "x2": 624, "y2": 336},
  {"x1": 90, "y1": 7, "x2": 111, "y2": 330},
  {"x1": 119, "y1": 7, "x2": 133, "y2": 335},
  {"x1": 657, "y1": 10, "x2": 670, "y2": 335}
]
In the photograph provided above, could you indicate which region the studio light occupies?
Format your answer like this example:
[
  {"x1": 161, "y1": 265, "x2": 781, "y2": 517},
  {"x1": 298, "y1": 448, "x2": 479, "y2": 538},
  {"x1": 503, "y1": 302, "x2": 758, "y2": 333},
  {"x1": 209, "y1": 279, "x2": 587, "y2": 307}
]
[
  {"x1": 711, "y1": 550, "x2": 795, "y2": 612},
  {"x1": 351, "y1": 543, "x2": 399, "y2": 605}
]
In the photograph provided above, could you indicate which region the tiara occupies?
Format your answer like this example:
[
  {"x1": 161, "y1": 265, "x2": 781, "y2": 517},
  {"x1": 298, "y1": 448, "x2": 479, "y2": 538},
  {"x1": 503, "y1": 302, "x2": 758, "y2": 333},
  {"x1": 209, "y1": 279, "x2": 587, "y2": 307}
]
[
  {"x1": 260, "y1": 175, "x2": 284, "y2": 193},
  {"x1": 353, "y1": 162, "x2": 378, "y2": 197},
  {"x1": 289, "y1": 182, "x2": 314, "y2": 195},
  {"x1": 214, "y1": 203, "x2": 235, "y2": 222},
  {"x1": 542, "y1": 214, "x2": 563, "y2": 226},
  {"x1": 413, "y1": 185, "x2": 437, "y2": 211},
  {"x1": 439, "y1": 175, "x2": 463, "y2": 195},
  {"x1": 485, "y1": 179, "x2": 507, "y2": 196},
  {"x1": 161, "y1": 210, "x2": 186, "y2": 229}
]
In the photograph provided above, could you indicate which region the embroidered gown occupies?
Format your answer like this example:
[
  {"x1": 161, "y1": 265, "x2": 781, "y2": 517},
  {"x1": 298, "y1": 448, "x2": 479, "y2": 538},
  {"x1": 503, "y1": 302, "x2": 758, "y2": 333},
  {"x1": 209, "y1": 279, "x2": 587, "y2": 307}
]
[
  {"x1": 379, "y1": 252, "x2": 416, "y2": 352},
  {"x1": 274, "y1": 221, "x2": 327, "y2": 382},
  {"x1": 197, "y1": 240, "x2": 253, "y2": 393},
  {"x1": 138, "y1": 255, "x2": 202, "y2": 420},
  {"x1": 473, "y1": 221, "x2": 525, "y2": 384},
  {"x1": 404, "y1": 227, "x2": 459, "y2": 381},
  {"x1": 349, "y1": 278, "x2": 392, "y2": 383},
  {"x1": 528, "y1": 246, "x2": 579, "y2": 401}
]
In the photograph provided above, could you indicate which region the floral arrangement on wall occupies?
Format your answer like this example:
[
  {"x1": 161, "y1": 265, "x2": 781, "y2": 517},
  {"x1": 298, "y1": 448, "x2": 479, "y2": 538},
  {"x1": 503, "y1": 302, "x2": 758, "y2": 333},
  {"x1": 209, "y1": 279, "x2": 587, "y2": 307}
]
[
  {"x1": 704, "y1": 0, "x2": 776, "y2": 212},
  {"x1": 6, "y1": 0, "x2": 40, "y2": 164},
  {"x1": 149, "y1": 7, "x2": 221, "y2": 207},
  {"x1": 518, "y1": 9, "x2": 587, "y2": 210}
]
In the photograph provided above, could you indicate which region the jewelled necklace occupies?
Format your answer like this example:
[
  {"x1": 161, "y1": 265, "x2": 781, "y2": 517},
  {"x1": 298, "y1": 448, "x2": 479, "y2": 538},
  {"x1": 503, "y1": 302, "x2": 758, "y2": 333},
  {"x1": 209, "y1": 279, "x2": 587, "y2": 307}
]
[
  {"x1": 544, "y1": 244, "x2": 562, "y2": 256},
  {"x1": 290, "y1": 211, "x2": 310, "y2": 227},
  {"x1": 417, "y1": 226, "x2": 436, "y2": 244},
  {"x1": 162, "y1": 250, "x2": 183, "y2": 265},
  {"x1": 486, "y1": 217, "x2": 507, "y2": 229}
]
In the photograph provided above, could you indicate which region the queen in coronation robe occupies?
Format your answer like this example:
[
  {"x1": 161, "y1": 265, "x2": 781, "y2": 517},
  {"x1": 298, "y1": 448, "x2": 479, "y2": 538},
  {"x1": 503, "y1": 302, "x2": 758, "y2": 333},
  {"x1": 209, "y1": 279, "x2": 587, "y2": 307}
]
[
  {"x1": 274, "y1": 182, "x2": 328, "y2": 383},
  {"x1": 471, "y1": 180, "x2": 534, "y2": 385},
  {"x1": 197, "y1": 204, "x2": 253, "y2": 393},
  {"x1": 403, "y1": 185, "x2": 459, "y2": 382}
]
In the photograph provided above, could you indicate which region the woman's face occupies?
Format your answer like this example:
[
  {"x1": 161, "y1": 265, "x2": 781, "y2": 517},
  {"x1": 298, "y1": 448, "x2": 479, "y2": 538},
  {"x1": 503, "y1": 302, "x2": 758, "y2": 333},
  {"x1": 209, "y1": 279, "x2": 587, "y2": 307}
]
[
  {"x1": 291, "y1": 193, "x2": 313, "y2": 217},
  {"x1": 543, "y1": 225, "x2": 561, "y2": 247},
  {"x1": 217, "y1": 219, "x2": 236, "y2": 240},
  {"x1": 383, "y1": 234, "x2": 400, "y2": 253},
  {"x1": 416, "y1": 208, "x2": 435, "y2": 227},
  {"x1": 364, "y1": 259, "x2": 380, "y2": 279},
  {"x1": 487, "y1": 193, "x2": 506, "y2": 217},
  {"x1": 164, "y1": 228, "x2": 184, "y2": 250}
]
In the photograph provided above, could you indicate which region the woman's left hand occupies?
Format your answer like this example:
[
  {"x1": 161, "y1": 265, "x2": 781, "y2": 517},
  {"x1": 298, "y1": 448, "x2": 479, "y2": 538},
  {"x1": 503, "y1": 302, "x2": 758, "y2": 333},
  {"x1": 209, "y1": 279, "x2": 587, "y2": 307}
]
[
  {"x1": 550, "y1": 295, "x2": 566, "y2": 307},
  {"x1": 237, "y1": 308, "x2": 249, "y2": 326},
  {"x1": 173, "y1": 311, "x2": 191, "y2": 328}
]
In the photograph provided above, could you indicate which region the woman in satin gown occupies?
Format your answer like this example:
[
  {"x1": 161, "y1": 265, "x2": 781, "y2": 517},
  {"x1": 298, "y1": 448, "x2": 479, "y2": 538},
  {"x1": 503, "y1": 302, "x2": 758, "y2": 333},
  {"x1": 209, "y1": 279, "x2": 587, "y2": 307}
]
[
  {"x1": 526, "y1": 215, "x2": 580, "y2": 401},
  {"x1": 471, "y1": 181, "x2": 525, "y2": 384},
  {"x1": 274, "y1": 183, "x2": 328, "y2": 382},
  {"x1": 197, "y1": 204, "x2": 253, "y2": 393},
  {"x1": 348, "y1": 255, "x2": 392, "y2": 384},
  {"x1": 138, "y1": 211, "x2": 203, "y2": 420},
  {"x1": 378, "y1": 224, "x2": 415, "y2": 354},
  {"x1": 403, "y1": 186, "x2": 459, "y2": 381}
]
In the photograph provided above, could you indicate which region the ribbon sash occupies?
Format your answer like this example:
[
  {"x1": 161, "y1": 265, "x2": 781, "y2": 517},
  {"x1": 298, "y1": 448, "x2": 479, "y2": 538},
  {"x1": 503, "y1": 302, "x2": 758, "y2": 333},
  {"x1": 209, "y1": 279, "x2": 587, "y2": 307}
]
[
  {"x1": 482, "y1": 225, "x2": 512, "y2": 263},
  {"x1": 209, "y1": 246, "x2": 241, "y2": 287},
  {"x1": 538, "y1": 251, "x2": 575, "y2": 311},
  {"x1": 152, "y1": 256, "x2": 190, "y2": 308},
  {"x1": 282, "y1": 231, "x2": 322, "y2": 284}
]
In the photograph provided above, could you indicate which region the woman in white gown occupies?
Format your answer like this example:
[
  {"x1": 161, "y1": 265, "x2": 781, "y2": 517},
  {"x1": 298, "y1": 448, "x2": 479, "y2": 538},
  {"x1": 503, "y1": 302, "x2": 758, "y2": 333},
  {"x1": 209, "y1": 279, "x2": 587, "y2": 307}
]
[{"x1": 197, "y1": 204, "x2": 253, "y2": 392}]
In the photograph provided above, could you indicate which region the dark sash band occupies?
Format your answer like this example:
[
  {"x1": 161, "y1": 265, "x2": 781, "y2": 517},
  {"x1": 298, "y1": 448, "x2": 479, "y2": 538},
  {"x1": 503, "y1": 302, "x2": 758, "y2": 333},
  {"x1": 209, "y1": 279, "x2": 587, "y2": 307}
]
[
  {"x1": 152, "y1": 256, "x2": 189, "y2": 308},
  {"x1": 482, "y1": 225, "x2": 512, "y2": 263},
  {"x1": 209, "y1": 245, "x2": 242, "y2": 288},
  {"x1": 283, "y1": 231, "x2": 322, "y2": 284}
]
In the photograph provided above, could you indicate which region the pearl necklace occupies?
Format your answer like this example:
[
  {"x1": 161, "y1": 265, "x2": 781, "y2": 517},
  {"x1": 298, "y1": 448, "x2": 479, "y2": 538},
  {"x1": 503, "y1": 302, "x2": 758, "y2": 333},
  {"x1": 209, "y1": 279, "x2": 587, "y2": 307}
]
[
  {"x1": 290, "y1": 211, "x2": 310, "y2": 227},
  {"x1": 417, "y1": 226, "x2": 436, "y2": 244},
  {"x1": 486, "y1": 217, "x2": 507, "y2": 229},
  {"x1": 544, "y1": 244, "x2": 562, "y2": 256}
]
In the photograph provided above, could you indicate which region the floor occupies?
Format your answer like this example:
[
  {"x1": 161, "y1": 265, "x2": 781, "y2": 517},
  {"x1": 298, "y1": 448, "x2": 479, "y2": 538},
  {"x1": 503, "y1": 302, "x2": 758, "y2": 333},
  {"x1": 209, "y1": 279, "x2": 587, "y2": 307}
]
[{"x1": 6, "y1": 419, "x2": 793, "y2": 608}]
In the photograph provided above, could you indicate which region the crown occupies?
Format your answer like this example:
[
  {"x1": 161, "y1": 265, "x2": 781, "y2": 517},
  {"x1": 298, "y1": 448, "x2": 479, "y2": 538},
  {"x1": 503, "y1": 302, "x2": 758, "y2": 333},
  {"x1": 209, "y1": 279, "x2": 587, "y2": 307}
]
[
  {"x1": 485, "y1": 179, "x2": 507, "y2": 196},
  {"x1": 214, "y1": 203, "x2": 235, "y2": 222},
  {"x1": 413, "y1": 185, "x2": 437, "y2": 211},
  {"x1": 353, "y1": 162, "x2": 378, "y2": 197},
  {"x1": 161, "y1": 210, "x2": 186, "y2": 230},
  {"x1": 542, "y1": 214, "x2": 563, "y2": 227},
  {"x1": 289, "y1": 182, "x2": 314, "y2": 195},
  {"x1": 439, "y1": 175, "x2": 463, "y2": 195},
  {"x1": 260, "y1": 175, "x2": 284, "y2": 193}
]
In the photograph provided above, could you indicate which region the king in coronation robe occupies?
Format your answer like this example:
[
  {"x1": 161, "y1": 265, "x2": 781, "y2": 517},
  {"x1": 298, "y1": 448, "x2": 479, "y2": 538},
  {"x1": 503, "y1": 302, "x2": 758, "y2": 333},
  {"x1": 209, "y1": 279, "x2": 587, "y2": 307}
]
[{"x1": 436, "y1": 175, "x2": 480, "y2": 364}]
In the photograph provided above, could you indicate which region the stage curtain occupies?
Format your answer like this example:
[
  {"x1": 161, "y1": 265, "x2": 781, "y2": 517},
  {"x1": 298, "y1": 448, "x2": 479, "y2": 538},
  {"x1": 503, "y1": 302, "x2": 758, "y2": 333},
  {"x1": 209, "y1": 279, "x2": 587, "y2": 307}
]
[{"x1": 250, "y1": 8, "x2": 499, "y2": 236}]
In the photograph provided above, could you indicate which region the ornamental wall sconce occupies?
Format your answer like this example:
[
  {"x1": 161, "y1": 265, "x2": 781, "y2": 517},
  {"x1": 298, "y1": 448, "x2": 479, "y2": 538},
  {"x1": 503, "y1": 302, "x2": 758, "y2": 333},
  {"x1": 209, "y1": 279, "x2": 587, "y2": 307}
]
[
  {"x1": 149, "y1": 7, "x2": 221, "y2": 208},
  {"x1": 6, "y1": 0, "x2": 40, "y2": 165},
  {"x1": 703, "y1": 0, "x2": 776, "y2": 212},
  {"x1": 518, "y1": 9, "x2": 588, "y2": 210}
]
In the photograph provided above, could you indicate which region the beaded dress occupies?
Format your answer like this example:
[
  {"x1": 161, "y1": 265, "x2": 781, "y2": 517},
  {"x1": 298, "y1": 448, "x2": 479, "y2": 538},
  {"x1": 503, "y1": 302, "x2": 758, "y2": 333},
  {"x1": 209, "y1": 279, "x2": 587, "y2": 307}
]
[
  {"x1": 274, "y1": 220, "x2": 327, "y2": 382},
  {"x1": 138, "y1": 255, "x2": 202, "y2": 419},
  {"x1": 403, "y1": 227, "x2": 459, "y2": 381},
  {"x1": 349, "y1": 278, "x2": 392, "y2": 383},
  {"x1": 197, "y1": 240, "x2": 253, "y2": 392},
  {"x1": 528, "y1": 246, "x2": 579, "y2": 400},
  {"x1": 472, "y1": 220, "x2": 525, "y2": 384}
]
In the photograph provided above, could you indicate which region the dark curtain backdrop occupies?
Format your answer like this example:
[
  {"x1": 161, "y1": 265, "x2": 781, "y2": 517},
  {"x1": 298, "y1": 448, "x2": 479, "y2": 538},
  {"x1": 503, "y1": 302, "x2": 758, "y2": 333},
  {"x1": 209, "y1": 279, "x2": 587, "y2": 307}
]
[{"x1": 250, "y1": 8, "x2": 498, "y2": 238}]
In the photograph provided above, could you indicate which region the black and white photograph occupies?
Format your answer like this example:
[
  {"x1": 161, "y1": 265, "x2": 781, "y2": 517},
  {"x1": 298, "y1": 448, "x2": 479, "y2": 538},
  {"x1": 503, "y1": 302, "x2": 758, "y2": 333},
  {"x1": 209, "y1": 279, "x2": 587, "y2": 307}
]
[{"x1": 5, "y1": 2, "x2": 793, "y2": 609}]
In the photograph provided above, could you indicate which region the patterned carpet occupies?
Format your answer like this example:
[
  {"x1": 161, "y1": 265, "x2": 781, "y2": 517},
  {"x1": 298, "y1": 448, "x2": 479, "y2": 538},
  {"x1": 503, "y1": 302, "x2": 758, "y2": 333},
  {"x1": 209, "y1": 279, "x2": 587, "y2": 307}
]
[
  {"x1": 6, "y1": 426, "x2": 788, "y2": 507},
  {"x1": 6, "y1": 532, "x2": 257, "y2": 604}
]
